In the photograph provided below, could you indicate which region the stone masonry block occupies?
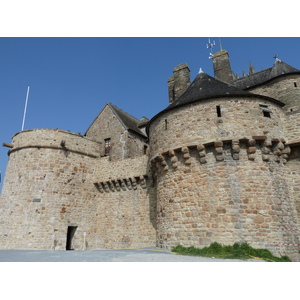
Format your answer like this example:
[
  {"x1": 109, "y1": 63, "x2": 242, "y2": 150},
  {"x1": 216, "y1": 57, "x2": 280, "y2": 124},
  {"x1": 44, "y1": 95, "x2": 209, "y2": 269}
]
[
  {"x1": 215, "y1": 147, "x2": 223, "y2": 154},
  {"x1": 232, "y1": 153, "x2": 239, "y2": 160},
  {"x1": 197, "y1": 144, "x2": 205, "y2": 151},
  {"x1": 232, "y1": 145, "x2": 240, "y2": 153},
  {"x1": 248, "y1": 146, "x2": 256, "y2": 154},
  {"x1": 214, "y1": 141, "x2": 223, "y2": 147},
  {"x1": 181, "y1": 146, "x2": 189, "y2": 154},
  {"x1": 248, "y1": 139, "x2": 256, "y2": 146},
  {"x1": 199, "y1": 157, "x2": 207, "y2": 164}
]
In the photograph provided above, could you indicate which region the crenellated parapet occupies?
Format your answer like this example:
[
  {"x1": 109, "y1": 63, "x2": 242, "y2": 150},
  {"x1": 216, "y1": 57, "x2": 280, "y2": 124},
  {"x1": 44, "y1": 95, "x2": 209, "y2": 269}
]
[
  {"x1": 150, "y1": 136, "x2": 292, "y2": 174},
  {"x1": 94, "y1": 175, "x2": 148, "y2": 193}
]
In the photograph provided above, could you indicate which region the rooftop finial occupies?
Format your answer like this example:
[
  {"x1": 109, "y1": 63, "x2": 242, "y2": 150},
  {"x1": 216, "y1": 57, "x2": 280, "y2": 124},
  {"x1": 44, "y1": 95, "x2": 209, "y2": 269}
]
[
  {"x1": 274, "y1": 54, "x2": 281, "y2": 62},
  {"x1": 199, "y1": 67, "x2": 204, "y2": 74},
  {"x1": 206, "y1": 38, "x2": 215, "y2": 59}
]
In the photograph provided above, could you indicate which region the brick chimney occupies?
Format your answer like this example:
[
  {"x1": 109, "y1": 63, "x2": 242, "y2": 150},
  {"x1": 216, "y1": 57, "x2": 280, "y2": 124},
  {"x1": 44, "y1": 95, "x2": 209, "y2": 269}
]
[
  {"x1": 212, "y1": 50, "x2": 234, "y2": 85},
  {"x1": 168, "y1": 63, "x2": 190, "y2": 104}
]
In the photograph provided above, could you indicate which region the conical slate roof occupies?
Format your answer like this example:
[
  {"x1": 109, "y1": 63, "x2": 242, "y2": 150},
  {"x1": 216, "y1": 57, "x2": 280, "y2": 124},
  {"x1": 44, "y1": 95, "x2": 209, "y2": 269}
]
[
  {"x1": 235, "y1": 60, "x2": 300, "y2": 90},
  {"x1": 168, "y1": 71, "x2": 252, "y2": 109}
]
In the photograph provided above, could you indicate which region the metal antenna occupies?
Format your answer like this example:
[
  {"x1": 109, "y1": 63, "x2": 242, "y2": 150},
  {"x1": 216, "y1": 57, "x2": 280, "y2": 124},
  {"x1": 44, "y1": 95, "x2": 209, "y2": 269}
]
[
  {"x1": 218, "y1": 37, "x2": 223, "y2": 51},
  {"x1": 206, "y1": 38, "x2": 215, "y2": 59},
  {"x1": 21, "y1": 86, "x2": 30, "y2": 131}
]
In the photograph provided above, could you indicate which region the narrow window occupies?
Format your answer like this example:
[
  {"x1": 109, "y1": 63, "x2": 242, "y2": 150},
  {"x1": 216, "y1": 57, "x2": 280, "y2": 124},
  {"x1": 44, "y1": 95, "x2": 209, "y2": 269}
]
[
  {"x1": 104, "y1": 138, "x2": 111, "y2": 155},
  {"x1": 259, "y1": 104, "x2": 271, "y2": 118},
  {"x1": 165, "y1": 119, "x2": 168, "y2": 130},
  {"x1": 216, "y1": 105, "x2": 221, "y2": 117},
  {"x1": 294, "y1": 82, "x2": 297, "y2": 87},
  {"x1": 143, "y1": 145, "x2": 148, "y2": 155}
]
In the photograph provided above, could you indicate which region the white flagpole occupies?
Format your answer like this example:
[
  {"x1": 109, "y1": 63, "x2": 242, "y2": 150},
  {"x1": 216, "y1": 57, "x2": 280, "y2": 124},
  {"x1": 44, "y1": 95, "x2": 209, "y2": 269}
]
[{"x1": 21, "y1": 86, "x2": 30, "y2": 131}]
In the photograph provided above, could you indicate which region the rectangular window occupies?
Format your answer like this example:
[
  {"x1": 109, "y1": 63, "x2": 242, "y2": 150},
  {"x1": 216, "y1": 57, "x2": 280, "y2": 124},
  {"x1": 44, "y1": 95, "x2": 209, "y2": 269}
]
[
  {"x1": 259, "y1": 104, "x2": 271, "y2": 118},
  {"x1": 294, "y1": 82, "x2": 297, "y2": 87},
  {"x1": 104, "y1": 138, "x2": 111, "y2": 155},
  {"x1": 216, "y1": 105, "x2": 221, "y2": 117},
  {"x1": 143, "y1": 145, "x2": 148, "y2": 155}
]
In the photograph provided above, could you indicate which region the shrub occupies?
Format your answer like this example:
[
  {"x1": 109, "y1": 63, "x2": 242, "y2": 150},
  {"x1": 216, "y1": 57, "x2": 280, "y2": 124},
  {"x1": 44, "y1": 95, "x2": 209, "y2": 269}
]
[{"x1": 171, "y1": 242, "x2": 291, "y2": 262}]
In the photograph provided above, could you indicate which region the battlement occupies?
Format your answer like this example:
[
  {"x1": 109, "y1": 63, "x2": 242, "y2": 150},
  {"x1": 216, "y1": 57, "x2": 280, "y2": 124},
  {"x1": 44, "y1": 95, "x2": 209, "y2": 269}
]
[{"x1": 150, "y1": 136, "x2": 291, "y2": 174}]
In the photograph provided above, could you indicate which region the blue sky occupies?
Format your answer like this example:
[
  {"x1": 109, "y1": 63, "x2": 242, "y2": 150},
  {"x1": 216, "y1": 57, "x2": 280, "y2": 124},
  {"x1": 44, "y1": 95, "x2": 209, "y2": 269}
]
[{"x1": 1, "y1": 37, "x2": 300, "y2": 191}]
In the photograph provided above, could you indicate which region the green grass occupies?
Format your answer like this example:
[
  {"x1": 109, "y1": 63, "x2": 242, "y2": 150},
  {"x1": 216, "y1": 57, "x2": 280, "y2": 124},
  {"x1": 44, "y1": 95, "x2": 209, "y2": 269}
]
[{"x1": 171, "y1": 242, "x2": 291, "y2": 262}]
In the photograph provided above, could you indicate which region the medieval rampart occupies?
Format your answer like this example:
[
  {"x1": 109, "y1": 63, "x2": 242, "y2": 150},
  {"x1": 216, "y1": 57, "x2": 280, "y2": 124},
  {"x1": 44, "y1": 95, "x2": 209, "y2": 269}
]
[
  {"x1": 149, "y1": 97, "x2": 285, "y2": 157},
  {"x1": 0, "y1": 129, "x2": 156, "y2": 250},
  {"x1": 148, "y1": 97, "x2": 299, "y2": 261}
]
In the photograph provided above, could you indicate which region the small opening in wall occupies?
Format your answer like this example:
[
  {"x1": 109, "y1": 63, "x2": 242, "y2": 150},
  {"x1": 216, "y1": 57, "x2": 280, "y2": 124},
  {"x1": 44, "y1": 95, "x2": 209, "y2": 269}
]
[
  {"x1": 216, "y1": 105, "x2": 221, "y2": 117},
  {"x1": 104, "y1": 138, "x2": 111, "y2": 155},
  {"x1": 143, "y1": 145, "x2": 148, "y2": 155},
  {"x1": 259, "y1": 104, "x2": 271, "y2": 118},
  {"x1": 165, "y1": 119, "x2": 168, "y2": 130},
  {"x1": 294, "y1": 82, "x2": 297, "y2": 87},
  {"x1": 66, "y1": 226, "x2": 77, "y2": 250}
]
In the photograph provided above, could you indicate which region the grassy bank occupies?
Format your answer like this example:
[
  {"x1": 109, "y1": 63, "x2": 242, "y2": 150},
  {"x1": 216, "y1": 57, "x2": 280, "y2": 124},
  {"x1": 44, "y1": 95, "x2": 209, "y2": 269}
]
[{"x1": 172, "y1": 242, "x2": 291, "y2": 262}]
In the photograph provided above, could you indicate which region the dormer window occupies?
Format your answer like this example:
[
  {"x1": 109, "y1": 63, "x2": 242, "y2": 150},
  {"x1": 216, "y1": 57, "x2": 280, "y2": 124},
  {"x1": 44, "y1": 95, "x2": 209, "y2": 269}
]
[{"x1": 259, "y1": 104, "x2": 271, "y2": 118}]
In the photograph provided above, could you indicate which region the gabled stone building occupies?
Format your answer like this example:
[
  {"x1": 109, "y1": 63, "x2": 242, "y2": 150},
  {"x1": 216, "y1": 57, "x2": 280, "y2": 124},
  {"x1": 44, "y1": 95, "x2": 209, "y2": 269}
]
[{"x1": 1, "y1": 49, "x2": 300, "y2": 261}]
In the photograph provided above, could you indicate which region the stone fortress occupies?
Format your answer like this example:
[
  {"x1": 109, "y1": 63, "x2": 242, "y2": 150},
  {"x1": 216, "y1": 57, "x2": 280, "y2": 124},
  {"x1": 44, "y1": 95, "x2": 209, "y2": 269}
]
[{"x1": 1, "y1": 47, "x2": 300, "y2": 261}]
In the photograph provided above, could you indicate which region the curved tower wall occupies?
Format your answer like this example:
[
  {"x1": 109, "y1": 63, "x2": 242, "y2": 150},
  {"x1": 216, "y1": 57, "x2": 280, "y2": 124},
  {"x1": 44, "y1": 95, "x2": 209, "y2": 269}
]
[
  {"x1": 0, "y1": 129, "x2": 101, "y2": 250},
  {"x1": 149, "y1": 97, "x2": 286, "y2": 157},
  {"x1": 0, "y1": 128, "x2": 157, "y2": 250},
  {"x1": 248, "y1": 75, "x2": 300, "y2": 142},
  {"x1": 149, "y1": 97, "x2": 299, "y2": 261}
]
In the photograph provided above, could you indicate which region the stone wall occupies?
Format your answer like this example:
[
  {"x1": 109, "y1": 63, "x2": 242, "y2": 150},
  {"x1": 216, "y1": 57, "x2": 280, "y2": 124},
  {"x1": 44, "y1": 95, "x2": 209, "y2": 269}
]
[
  {"x1": 249, "y1": 75, "x2": 300, "y2": 111},
  {"x1": 248, "y1": 75, "x2": 300, "y2": 143},
  {"x1": 0, "y1": 130, "x2": 156, "y2": 250},
  {"x1": 85, "y1": 104, "x2": 147, "y2": 160},
  {"x1": 149, "y1": 97, "x2": 285, "y2": 158},
  {"x1": 149, "y1": 96, "x2": 299, "y2": 261},
  {"x1": 150, "y1": 140, "x2": 299, "y2": 261}
]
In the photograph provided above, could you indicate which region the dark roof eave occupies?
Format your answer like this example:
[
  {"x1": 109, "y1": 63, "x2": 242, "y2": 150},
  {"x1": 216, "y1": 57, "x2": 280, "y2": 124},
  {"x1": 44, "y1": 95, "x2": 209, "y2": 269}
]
[
  {"x1": 128, "y1": 128, "x2": 147, "y2": 139},
  {"x1": 146, "y1": 93, "x2": 284, "y2": 136},
  {"x1": 237, "y1": 71, "x2": 300, "y2": 90}
]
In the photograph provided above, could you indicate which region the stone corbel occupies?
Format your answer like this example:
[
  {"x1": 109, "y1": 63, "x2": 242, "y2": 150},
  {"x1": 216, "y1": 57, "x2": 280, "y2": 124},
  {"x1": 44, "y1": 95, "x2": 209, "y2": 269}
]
[
  {"x1": 95, "y1": 182, "x2": 104, "y2": 193},
  {"x1": 281, "y1": 146, "x2": 290, "y2": 164},
  {"x1": 113, "y1": 180, "x2": 121, "y2": 191},
  {"x1": 140, "y1": 175, "x2": 147, "y2": 189},
  {"x1": 247, "y1": 139, "x2": 256, "y2": 160},
  {"x1": 197, "y1": 143, "x2": 207, "y2": 164},
  {"x1": 125, "y1": 178, "x2": 132, "y2": 190},
  {"x1": 231, "y1": 139, "x2": 240, "y2": 160},
  {"x1": 181, "y1": 146, "x2": 191, "y2": 165},
  {"x1": 120, "y1": 179, "x2": 127, "y2": 191},
  {"x1": 214, "y1": 141, "x2": 224, "y2": 161},
  {"x1": 169, "y1": 149, "x2": 179, "y2": 169},
  {"x1": 131, "y1": 177, "x2": 137, "y2": 190},
  {"x1": 107, "y1": 181, "x2": 115, "y2": 192},
  {"x1": 262, "y1": 139, "x2": 272, "y2": 161},
  {"x1": 102, "y1": 182, "x2": 110, "y2": 193}
]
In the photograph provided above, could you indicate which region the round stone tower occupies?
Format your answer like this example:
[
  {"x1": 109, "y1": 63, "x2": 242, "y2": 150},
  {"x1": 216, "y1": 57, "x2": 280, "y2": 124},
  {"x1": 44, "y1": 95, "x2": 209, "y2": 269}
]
[
  {"x1": 0, "y1": 128, "x2": 101, "y2": 250},
  {"x1": 147, "y1": 71, "x2": 299, "y2": 261}
]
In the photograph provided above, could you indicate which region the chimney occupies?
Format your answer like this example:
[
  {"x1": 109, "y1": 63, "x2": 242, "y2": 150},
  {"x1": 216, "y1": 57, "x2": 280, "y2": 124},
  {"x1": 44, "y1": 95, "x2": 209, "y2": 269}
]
[
  {"x1": 212, "y1": 50, "x2": 234, "y2": 85},
  {"x1": 168, "y1": 63, "x2": 190, "y2": 104}
]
